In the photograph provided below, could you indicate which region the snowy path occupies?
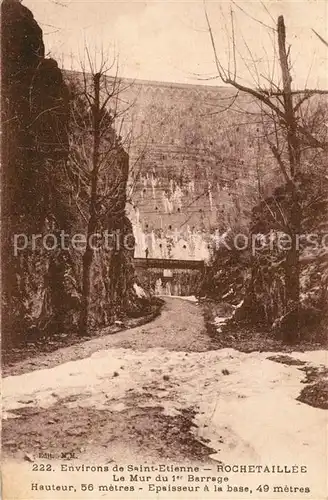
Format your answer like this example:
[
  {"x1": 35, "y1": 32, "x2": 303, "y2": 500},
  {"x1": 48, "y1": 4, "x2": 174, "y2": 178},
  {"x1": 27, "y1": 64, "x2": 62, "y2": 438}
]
[{"x1": 2, "y1": 298, "x2": 328, "y2": 498}]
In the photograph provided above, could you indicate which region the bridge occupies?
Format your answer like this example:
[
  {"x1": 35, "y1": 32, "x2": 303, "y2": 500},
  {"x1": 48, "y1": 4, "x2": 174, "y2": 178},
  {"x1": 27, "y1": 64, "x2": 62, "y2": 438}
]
[
  {"x1": 133, "y1": 258, "x2": 205, "y2": 296},
  {"x1": 133, "y1": 258, "x2": 205, "y2": 270}
]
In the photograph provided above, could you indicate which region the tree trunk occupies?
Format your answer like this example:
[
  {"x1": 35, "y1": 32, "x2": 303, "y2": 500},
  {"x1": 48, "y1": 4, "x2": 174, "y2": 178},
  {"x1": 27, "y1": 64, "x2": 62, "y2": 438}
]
[
  {"x1": 277, "y1": 16, "x2": 301, "y2": 342},
  {"x1": 79, "y1": 73, "x2": 101, "y2": 336},
  {"x1": 79, "y1": 245, "x2": 93, "y2": 336},
  {"x1": 283, "y1": 189, "x2": 301, "y2": 342},
  {"x1": 79, "y1": 210, "x2": 97, "y2": 335}
]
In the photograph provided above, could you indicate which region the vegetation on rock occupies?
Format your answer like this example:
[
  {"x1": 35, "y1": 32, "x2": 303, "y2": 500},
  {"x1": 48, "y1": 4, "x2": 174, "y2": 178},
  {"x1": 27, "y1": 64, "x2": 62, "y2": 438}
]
[{"x1": 1, "y1": 0, "x2": 145, "y2": 346}]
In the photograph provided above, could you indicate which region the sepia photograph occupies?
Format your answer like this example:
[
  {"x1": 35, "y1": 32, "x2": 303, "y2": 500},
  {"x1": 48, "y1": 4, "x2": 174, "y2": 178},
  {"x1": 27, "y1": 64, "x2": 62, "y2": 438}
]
[{"x1": 1, "y1": 0, "x2": 328, "y2": 498}]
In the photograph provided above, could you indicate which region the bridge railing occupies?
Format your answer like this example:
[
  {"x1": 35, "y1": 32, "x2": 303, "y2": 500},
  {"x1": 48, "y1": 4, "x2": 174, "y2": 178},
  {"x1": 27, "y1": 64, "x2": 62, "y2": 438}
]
[{"x1": 133, "y1": 258, "x2": 205, "y2": 270}]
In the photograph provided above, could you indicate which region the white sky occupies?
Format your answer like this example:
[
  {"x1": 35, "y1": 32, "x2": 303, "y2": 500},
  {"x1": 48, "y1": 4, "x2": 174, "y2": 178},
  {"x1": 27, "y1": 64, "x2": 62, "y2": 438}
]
[{"x1": 25, "y1": 0, "x2": 328, "y2": 88}]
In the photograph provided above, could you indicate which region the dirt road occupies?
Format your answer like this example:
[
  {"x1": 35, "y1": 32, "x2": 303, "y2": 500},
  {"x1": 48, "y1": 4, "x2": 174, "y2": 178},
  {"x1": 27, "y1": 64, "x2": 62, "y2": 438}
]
[
  {"x1": 3, "y1": 297, "x2": 213, "y2": 378},
  {"x1": 2, "y1": 297, "x2": 327, "y2": 498}
]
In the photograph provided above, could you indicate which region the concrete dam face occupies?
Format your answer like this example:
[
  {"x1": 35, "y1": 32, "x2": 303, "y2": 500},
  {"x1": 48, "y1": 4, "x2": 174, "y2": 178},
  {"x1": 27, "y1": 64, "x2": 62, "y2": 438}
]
[
  {"x1": 66, "y1": 72, "x2": 282, "y2": 295},
  {"x1": 119, "y1": 78, "x2": 281, "y2": 263}
]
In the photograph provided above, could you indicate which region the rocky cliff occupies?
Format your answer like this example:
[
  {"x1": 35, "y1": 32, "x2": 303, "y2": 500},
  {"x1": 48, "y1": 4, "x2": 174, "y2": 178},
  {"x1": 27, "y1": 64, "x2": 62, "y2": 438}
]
[
  {"x1": 1, "y1": 0, "x2": 142, "y2": 345},
  {"x1": 201, "y1": 171, "x2": 328, "y2": 342}
]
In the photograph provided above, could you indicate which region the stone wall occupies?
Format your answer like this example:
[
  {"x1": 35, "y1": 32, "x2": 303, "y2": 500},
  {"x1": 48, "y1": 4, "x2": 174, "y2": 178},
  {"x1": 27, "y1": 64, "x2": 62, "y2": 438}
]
[
  {"x1": 121, "y1": 79, "x2": 283, "y2": 261},
  {"x1": 66, "y1": 72, "x2": 283, "y2": 263}
]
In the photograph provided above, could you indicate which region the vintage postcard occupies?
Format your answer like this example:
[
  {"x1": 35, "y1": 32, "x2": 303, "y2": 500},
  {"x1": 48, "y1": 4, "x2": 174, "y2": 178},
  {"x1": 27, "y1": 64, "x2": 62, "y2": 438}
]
[{"x1": 1, "y1": 0, "x2": 327, "y2": 498}]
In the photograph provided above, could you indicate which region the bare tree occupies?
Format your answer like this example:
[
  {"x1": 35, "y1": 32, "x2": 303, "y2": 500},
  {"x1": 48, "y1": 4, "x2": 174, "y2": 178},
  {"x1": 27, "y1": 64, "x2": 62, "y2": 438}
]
[
  {"x1": 66, "y1": 50, "x2": 136, "y2": 335},
  {"x1": 205, "y1": 8, "x2": 328, "y2": 339}
]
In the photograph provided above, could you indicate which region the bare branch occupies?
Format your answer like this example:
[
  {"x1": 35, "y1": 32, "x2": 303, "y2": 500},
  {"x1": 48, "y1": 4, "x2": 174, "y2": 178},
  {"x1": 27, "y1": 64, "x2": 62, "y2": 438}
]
[
  {"x1": 231, "y1": 0, "x2": 276, "y2": 32},
  {"x1": 230, "y1": 7, "x2": 237, "y2": 80},
  {"x1": 312, "y1": 29, "x2": 328, "y2": 48}
]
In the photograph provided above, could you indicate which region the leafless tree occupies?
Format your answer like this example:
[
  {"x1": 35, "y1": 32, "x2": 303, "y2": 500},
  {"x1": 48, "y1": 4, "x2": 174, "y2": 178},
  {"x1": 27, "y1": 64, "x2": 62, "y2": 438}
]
[
  {"x1": 65, "y1": 49, "x2": 138, "y2": 335},
  {"x1": 205, "y1": 7, "x2": 328, "y2": 339}
]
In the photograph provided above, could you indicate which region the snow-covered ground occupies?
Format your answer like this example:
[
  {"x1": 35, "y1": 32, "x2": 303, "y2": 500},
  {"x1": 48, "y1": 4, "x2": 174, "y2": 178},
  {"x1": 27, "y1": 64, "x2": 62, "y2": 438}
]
[
  {"x1": 2, "y1": 298, "x2": 327, "y2": 498},
  {"x1": 3, "y1": 348, "x2": 327, "y2": 495}
]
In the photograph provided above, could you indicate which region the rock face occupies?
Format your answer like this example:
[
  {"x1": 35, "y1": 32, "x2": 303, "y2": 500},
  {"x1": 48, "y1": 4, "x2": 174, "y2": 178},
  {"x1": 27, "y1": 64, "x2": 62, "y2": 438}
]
[
  {"x1": 201, "y1": 172, "x2": 328, "y2": 341},
  {"x1": 1, "y1": 0, "x2": 140, "y2": 345},
  {"x1": 2, "y1": 0, "x2": 71, "y2": 343}
]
